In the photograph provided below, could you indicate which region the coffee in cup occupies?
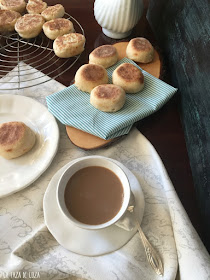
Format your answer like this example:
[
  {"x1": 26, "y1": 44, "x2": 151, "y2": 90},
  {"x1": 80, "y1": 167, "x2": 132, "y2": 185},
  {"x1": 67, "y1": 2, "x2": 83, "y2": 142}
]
[
  {"x1": 64, "y1": 165, "x2": 124, "y2": 225},
  {"x1": 57, "y1": 156, "x2": 130, "y2": 230}
]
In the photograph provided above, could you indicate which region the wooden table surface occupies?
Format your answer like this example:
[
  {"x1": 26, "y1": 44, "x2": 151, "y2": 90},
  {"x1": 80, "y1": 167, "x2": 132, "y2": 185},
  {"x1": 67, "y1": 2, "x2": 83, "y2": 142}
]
[{"x1": 42, "y1": 0, "x2": 204, "y2": 244}]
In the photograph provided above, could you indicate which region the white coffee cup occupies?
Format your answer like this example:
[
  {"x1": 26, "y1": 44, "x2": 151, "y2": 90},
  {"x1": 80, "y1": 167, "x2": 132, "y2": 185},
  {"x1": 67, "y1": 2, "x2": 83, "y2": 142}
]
[{"x1": 56, "y1": 156, "x2": 131, "y2": 230}]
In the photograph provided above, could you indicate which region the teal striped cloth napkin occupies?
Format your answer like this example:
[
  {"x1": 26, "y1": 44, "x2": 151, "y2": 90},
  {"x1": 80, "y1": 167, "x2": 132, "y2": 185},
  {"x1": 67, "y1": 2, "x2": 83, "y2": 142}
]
[{"x1": 46, "y1": 58, "x2": 177, "y2": 139}]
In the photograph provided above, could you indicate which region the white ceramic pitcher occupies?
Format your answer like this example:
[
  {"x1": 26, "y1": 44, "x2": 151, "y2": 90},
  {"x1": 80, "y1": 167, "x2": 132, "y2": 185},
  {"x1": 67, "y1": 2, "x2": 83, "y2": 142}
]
[{"x1": 94, "y1": 0, "x2": 144, "y2": 39}]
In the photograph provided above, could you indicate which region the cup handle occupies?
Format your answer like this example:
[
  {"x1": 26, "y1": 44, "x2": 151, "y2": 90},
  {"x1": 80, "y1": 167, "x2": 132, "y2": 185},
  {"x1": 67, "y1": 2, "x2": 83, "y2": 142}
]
[{"x1": 115, "y1": 192, "x2": 136, "y2": 231}]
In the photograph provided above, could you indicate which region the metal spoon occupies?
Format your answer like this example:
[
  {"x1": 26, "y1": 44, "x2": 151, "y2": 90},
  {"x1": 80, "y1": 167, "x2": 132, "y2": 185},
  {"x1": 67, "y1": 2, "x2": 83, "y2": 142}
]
[{"x1": 127, "y1": 206, "x2": 164, "y2": 276}]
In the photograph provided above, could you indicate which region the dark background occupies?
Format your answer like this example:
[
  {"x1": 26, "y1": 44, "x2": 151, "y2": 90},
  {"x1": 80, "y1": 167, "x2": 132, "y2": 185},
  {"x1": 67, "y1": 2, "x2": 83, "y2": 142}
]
[{"x1": 147, "y1": 0, "x2": 210, "y2": 252}]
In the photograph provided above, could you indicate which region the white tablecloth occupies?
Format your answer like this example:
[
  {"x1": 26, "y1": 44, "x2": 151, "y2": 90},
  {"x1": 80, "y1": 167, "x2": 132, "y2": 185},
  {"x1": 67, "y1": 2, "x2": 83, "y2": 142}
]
[{"x1": 0, "y1": 64, "x2": 210, "y2": 280}]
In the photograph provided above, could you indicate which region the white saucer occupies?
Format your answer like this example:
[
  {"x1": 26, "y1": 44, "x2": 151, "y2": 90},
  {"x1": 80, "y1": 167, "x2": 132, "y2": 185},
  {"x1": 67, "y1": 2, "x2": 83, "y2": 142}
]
[{"x1": 43, "y1": 157, "x2": 145, "y2": 256}]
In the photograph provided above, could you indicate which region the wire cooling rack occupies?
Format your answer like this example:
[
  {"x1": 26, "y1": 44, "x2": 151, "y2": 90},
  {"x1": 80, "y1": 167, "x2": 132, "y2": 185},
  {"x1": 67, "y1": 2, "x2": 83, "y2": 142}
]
[{"x1": 0, "y1": 13, "x2": 84, "y2": 90}]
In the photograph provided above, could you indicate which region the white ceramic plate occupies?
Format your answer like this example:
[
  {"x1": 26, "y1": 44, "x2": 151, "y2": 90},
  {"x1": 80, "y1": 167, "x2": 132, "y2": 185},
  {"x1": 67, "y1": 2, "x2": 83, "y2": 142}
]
[
  {"x1": 0, "y1": 94, "x2": 59, "y2": 198},
  {"x1": 43, "y1": 156, "x2": 145, "y2": 256}
]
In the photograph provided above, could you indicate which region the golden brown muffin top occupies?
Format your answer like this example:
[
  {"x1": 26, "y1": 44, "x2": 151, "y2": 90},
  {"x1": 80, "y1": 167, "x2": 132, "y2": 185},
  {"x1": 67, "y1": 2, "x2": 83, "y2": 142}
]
[
  {"x1": 0, "y1": 9, "x2": 20, "y2": 25},
  {"x1": 116, "y1": 63, "x2": 144, "y2": 83},
  {"x1": 15, "y1": 14, "x2": 44, "y2": 31},
  {"x1": 55, "y1": 33, "x2": 85, "y2": 48},
  {"x1": 0, "y1": 0, "x2": 25, "y2": 8},
  {"x1": 26, "y1": 0, "x2": 47, "y2": 14},
  {"x1": 41, "y1": 4, "x2": 64, "y2": 17},
  {"x1": 131, "y1": 37, "x2": 153, "y2": 52},
  {"x1": 91, "y1": 45, "x2": 117, "y2": 58},
  {"x1": 43, "y1": 18, "x2": 72, "y2": 31},
  {"x1": 80, "y1": 64, "x2": 106, "y2": 81},
  {"x1": 94, "y1": 84, "x2": 123, "y2": 99},
  {"x1": 0, "y1": 122, "x2": 25, "y2": 146}
]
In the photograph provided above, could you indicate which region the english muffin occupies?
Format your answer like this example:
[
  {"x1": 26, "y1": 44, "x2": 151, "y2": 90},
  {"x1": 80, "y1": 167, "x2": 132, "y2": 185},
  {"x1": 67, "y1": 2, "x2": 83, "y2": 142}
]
[
  {"x1": 89, "y1": 45, "x2": 118, "y2": 68},
  {"x1": 53, "y1": 33, "x2": 85, "y2": 58},
  {"x1": 75, "y1": 64, "x2": 108, "y2": 93},
  {"x1": 126, "y1": 37, "x2": 154, "y2": 63},
  {"x1": 112, "y1": 63, "x2": 144, "y2": 93},
  {"x1": 43, "y1": 18, "x2": 74, "y2": 40},
  {"x1": 90, "y1": 84, "x2": 126, "y2": 112},
  {"x1": 0, "y1": 0, "x2": 26, "y2": 13},
  {"x1": 0, "y1": 121, "x2": 36, "y2": 160},
  {"x1": 41, "y1": 4, "x2": 65, "y2": 21},
  {"x1": 0, "y1": 9, "x2": 21, "y2": 32},
  {"x1": 15, "y1": 13, "x2": 45, "y2": 38},
  {"x1": 26, "y1": 0, "x2": 47, "y2": 14}
]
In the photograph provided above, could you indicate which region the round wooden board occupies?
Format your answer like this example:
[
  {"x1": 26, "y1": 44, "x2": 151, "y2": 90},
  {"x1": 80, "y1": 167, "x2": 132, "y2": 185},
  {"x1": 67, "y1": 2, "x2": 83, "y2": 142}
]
[
  {"x1": 66, "y1": 126, "x2": 113, "y2": 150},
  {"x1": 66, "y1": 42, "x2": 161, "y2": 150}
]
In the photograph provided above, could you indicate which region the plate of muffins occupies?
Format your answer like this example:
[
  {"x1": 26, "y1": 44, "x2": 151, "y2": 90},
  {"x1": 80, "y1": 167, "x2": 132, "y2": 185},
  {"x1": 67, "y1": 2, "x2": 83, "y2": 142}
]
[{"x1": 0, "y1": 94, "x2": 59, "y2": 198}]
